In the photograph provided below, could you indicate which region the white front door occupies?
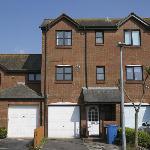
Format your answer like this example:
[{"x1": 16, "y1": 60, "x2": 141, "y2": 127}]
[
  {"x1": 48, "y1": 105, "x2": 80, "y2": 138},
  {"x1": 87, "y1": 106, "x2": 99, "y2": 136},
  {"x1": 8, "y1": 105, "x2": 38, "y2": 138}
]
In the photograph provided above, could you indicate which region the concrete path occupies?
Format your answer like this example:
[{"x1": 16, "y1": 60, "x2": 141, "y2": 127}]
[
  {"x1": 42, "y1": 139, "x2": 121, "y2": 150},
  {"x1": 42, "y1": 139, "x2": 88, "y2": 150},
  {"x1": 0, "y1": 138, "x2": 32, "y2": 150}
]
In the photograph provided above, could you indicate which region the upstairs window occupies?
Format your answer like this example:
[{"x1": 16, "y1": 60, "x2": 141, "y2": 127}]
[
  {"x1": 96, "y1": 66, "x2": 105, "y2": 81},
  {"x1": 126, "y1": 66, "x2": 143, "y2": 81},
  {"x1": 95, "y1": 31, "x2": 104, "y2": 44},
  {"x1": 28, "y1": 73, "x2": 41, "y2": 81},
  {"x1": 56, "y1": 66, "x2": 73, "y2": 81},
  {"x1": 124, "y1": 30, "x2": 140, "y2": 46},
  {"x1": 56, "y1": 31, "x2": 72, "y2": 46}
]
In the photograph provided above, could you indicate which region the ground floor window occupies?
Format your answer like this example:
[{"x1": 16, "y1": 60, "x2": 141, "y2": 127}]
[{"x1": 103, "y1": 104, "x2": 116, "y2": 121}]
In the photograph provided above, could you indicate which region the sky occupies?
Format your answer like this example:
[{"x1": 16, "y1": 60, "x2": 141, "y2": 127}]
[{"x1": 0, "y1": 0, "x2": 149, "y2": 54}]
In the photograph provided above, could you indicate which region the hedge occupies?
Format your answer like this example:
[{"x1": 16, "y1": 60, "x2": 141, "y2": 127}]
[
  {"x1": 0, "y1": 127, "x2": 7, "y2": 139},
  {"x1": 116, "y1": 127, "x2": 150, "y2": 149}
]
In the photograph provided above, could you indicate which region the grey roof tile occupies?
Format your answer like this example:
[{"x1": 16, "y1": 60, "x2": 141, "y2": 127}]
[
  {"x1": 0, "y1": 84, "x2": 43, "y2": 99},
  {"x1": 83, "y1": 87, "x2": 121, "y2": 103},
  {"x1": 0, "y1": 54, "x2": 41, "y2": 71}
]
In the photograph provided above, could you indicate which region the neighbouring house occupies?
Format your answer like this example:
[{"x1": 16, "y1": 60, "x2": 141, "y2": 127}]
[{"x1": 0, "y1": 12, "x2": 150, "y2": 138}]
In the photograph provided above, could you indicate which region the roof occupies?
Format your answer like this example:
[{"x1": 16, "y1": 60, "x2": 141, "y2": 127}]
[
  {"x1": 40, "y1": 13, "x2": 150, "y2": 30},
  {"x1": 82, "y1": 87, "x2": 121, "y2": 103},
  {"x1": 0, "y1": 54, "x2": 41, "y2": 72},
  {"x1": 0, "y1": 84, "x2": 43, "y2": 99}
]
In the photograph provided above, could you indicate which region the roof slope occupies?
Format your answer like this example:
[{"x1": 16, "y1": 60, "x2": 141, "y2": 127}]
[
  {"x1": 0, "y1": 84, "x2": 43, "y2": 99},
  {"x1": 40, "y1": 13, "x2": 150, "y2": 29},
  {"x1": 83, "y1": 87, "x2": 121, "y2": 103},
  {"x1": 0, "y1": 54, "x2": 41, "y2": 72}
]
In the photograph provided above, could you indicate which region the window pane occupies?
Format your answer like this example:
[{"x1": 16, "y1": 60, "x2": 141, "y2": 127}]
[
  {"x1": 57, "y1": 39, "x2": 63, "y2": 45},
  {"x1": 96, "y1": 32, "x2": 102, "y2": 37},
  {"x1": 125, "y1": 31, "x2": 131, "y2": 45},
  {"x1": 134, "y1": 67, "x2": 142, "y2": 80},
  {"x1": 97, "y1": 74, "x2": 104, "y2": 80},
  {"x1": 65, "y1": 74, "x2": 72, "y2": 80},
  {"x1": 126, "y1": 68, "x2": 134, "y2": 80},
  {"x1": 29, "y1": 74, "x2": 34, "y2": 81},
  {"x1": 96, "y1": 38, "x2": 103, "y2": 44},
  {"x1": 57, "y1": 32, "x2": 63, "y2": 38},
  {"x1": 56, "y1": 74, "x2": 63, "y2": 80},
  {"x1": 64, "y1": 67, "x2": 72, "y2": 73},
  {"x1": 64, "y1": 31, "x2": 71, "y2": 38},
  {"x1": 132, "y1": 31, "x2": 140, "y2": 46},
  {"x1": 36, "y1": 74, "x2": 41, "y2": 81},
  {"x1": 57, "y1": 68, "x2": 63, "y2": 73},
  {"x1": 64, "y1": 39, "x2": 71, "y2": 45},
  {"x1": 97, "y1": 67, "x2": 104, "y2": 73}
]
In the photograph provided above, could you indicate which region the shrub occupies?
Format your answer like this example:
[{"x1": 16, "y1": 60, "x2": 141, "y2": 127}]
[
  {"x1": 138, "y1": 130, "x2": 150, "y2": 149},
  {"x1": 0, "y1": 127, "x2": 7, "y2": 139},
  {"x1": 116, "y1": 127, "x2": 150, "y2": 149}
]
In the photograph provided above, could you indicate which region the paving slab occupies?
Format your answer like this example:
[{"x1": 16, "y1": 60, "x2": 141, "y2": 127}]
[
  {"x1": 0, "y1": 138, "x2": 32, "y2": 150},
  {"x1": 42, "y1": 139, "x2": 88, "y2": 150}
]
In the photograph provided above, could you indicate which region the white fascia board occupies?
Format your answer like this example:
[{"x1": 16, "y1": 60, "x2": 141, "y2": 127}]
[
  {"x1": 48, "y1": 102, "x2": 78, "y2": 105},
  {"x1": 124, "y1": 103, "x2": 150, "y2": 106}
]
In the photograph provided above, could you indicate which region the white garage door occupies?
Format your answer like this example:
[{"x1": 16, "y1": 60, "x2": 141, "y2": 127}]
[
  {"x1": 8, "y1": 105, "x2": 38, "y2": 138},
  {"x1": 48, "y1": 105, "x2": 80, "y2": 138},
  {"x1": 124, "y1": 105, "x2": 150, "y2": 128}
]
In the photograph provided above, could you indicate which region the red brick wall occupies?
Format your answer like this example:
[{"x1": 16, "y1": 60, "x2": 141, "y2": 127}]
[
  {"x1": 0, "y1": 70, "x2": 41, "y2": 93},
  {"x1": 42, "y1": 18, "x2": 150, "y2": 105}
]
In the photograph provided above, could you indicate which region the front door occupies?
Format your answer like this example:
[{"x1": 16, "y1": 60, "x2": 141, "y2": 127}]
[{"x1": 87, "y1": 106, "x2": 99, "y2": 136}]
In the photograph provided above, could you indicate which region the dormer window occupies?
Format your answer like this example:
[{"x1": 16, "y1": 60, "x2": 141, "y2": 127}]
[
  {"x1": 56, "y1": 30, "x2": 72, "y2": 46},
  {"x1": 124, "y1": 30, "x2": 140, "y2": 46}
]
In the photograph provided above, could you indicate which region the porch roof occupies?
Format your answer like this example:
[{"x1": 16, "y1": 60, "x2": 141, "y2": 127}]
[{"x1": 82, "y1": 87, "x2": 121, "y2": 103}]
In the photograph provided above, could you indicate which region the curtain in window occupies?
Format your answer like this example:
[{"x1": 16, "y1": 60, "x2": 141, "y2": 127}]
[
  {"x1": 125, "y1": 31, "x2": 131, "y2": 45},
  {"x1": 132, "y1": 31, "x2": 140, "y2": 46}
]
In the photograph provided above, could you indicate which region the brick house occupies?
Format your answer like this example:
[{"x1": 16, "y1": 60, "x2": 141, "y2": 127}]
[{"x1": 0, "y1": 12, "x2": 150, "y2": 138}]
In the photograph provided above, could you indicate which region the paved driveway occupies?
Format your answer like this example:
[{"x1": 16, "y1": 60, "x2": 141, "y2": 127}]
[
  {"x1": 42, "y1": 139, "x2": 88, "y2": 150},
  {"x1": 0, "y1": 138, "x2": 32, "y2": 150}
]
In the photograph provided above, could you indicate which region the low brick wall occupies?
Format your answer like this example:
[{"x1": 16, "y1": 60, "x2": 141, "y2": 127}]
[{"x1": 34, "y1": 126, "x2": 44, "y2": 148}]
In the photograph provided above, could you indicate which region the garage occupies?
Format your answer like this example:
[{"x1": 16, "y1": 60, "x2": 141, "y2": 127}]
[
  {"x1": 8, "y1": 105, "x2": 38, "y2": 138},
  {"x1": 124, "y1": 104, "x2": 150, "y2": 128},
  {"x1": 48, "y1": 105, "x2": 80, "y2": 138}
]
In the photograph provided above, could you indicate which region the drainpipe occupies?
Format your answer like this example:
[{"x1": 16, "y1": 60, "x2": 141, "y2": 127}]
[
  {"x1": 43, "y1": 27, "x2": 48, "y2": 137},
  {"x1": 84, "y1": 26, "x2": 88, "y2": 89}
]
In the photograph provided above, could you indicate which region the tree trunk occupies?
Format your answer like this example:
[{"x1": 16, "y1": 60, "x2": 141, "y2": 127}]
[{"x1": 135, "y1": 109, "x2": 139, "y2": 149}]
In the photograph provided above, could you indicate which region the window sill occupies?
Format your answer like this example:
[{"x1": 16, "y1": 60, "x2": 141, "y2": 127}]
[
  {"x1": 95, "y1": 43, "x2": 104, "y2": 46},
  {"x1": 55, "y1": 80, "x2": 73, "y2": 84},
  {"x1": 28, "y1": 81, "x2": 41, "y2": 84},
  {"x1": 125, "y1": 80, "x2": 143, "y2": 84},
  {"x1": 55, "y1": 46, "x2": 72, "y2": 49},
  {"x1": 124, "y1": 45, "x2": 141, "y2": 48},
  {"x1": 96, "y1": 80, "x2": 105, "y2": 84}
]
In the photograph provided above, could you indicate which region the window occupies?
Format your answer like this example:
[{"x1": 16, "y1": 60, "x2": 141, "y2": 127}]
[
  {"x1": 95, "y1": 31, "x2": 104, "y2": 44},
  {"x1": 56, "y1": 66, "x2": 73, "y2": 81},
  {"x1": 124, "y1": 30, "x2": 140, "y2": 46},
  {"x1": 28, "y1": 73, "x2": 41, "y2": 81},
  {"x1": 103, "y1": 105, "x2": 116, "y2": 121},
  {"x1": 126, "y1": 66, "x2": 143, "y2": 81},
  {"x1": 56, "y1": 31, "x2": 72, "y2": 46},
  {"x1": 96, "y1": 66, "x2": 105, "y2": 81},
  {"x1": 88, "y1": 107, "x2": 99, "y2": 121}
]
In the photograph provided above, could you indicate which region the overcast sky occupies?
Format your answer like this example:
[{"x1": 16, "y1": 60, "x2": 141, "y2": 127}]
[{"x1": 0, "y1": 0, "x2": 149, "y2": 54}]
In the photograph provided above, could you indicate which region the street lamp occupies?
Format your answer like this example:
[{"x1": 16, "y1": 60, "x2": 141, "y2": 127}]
[{"x1": 118, "y1": 42, "x2": 126, "y2": 150}]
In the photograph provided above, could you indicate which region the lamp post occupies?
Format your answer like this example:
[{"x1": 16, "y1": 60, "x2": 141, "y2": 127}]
[{"x1": 118, "y1": 42, "x2": 126, "y2": 150}]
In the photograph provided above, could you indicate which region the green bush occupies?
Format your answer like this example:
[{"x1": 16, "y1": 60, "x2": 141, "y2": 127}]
[
  {"x1": 116, "y1": 127, "x2": 150, "y2": 149},
  {"x1": 0, "y1": 127, "x2": 7, "y2": 139}
]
